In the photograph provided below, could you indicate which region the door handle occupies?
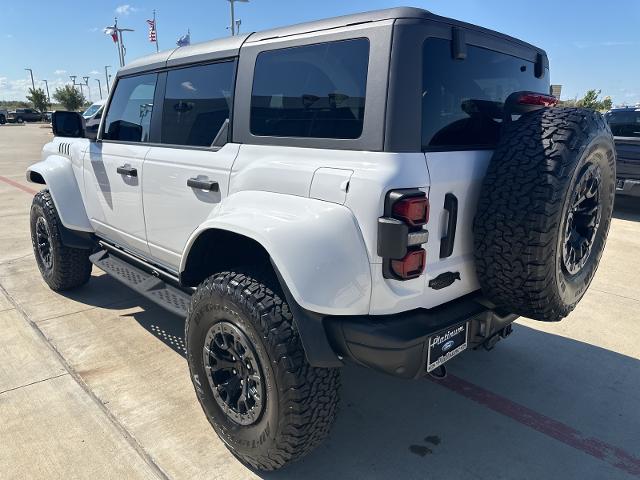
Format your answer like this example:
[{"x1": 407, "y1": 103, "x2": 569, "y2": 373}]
[
  {"x1": 187, "y1": 177, "x2": 219, "y2": 192},
  {"x1": 117, "y1": 165, "x2": 137, "y2": 177},
  {"x1": 439, "y1": 193, "x2": 458, "y2": 259}
]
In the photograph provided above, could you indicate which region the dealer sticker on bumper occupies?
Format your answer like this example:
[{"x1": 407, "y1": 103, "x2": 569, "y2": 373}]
[{"x1": 426, "y1": 322, "x2": 468, "y2": 372}]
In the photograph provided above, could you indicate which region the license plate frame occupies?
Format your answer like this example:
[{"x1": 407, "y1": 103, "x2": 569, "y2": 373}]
[{"x1": 426, "y1": 322, "x2": 468, "y2": 372}]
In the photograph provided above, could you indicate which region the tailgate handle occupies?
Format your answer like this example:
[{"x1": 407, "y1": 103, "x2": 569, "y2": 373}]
[
  {"x1": 439, "y1": 193, "x2": 458, "y2": 259},
  {"x1": 117, "y1": 165, "x2": 137, "y2": 177},
  {"x1": 187, "y1": 177, "x2": 219, "y2": 192}
]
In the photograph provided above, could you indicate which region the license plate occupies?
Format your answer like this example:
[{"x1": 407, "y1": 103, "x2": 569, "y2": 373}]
[
  {"x1": 426, "y1": 322, "x2": 468, "y2": 372},
  {"x1": 616, "y1": 179, "x2": 625, "y2": 190}
]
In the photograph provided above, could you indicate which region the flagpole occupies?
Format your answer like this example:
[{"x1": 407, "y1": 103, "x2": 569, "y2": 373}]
[{"x1": 154, "y1": 10, "x2": 159, "y2": 52}]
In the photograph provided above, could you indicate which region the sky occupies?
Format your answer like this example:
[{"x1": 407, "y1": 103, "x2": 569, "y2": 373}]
[{"x1": 1, "y1": 0, "x2": 639, "y2": 105}]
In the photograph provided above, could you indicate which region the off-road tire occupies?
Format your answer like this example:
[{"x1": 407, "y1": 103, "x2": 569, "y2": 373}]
[
  {"x1": 186, "y1": 271, "x2": 340, "y2": 471},
  {"x1": 0, "y1": 114, "x2": 6, "y2": 125},
  {"x1": 474, "y1": 108, "x2": 615, "y2": 321},
  {"x1": 30, "y1": 190, "x2": 92, "y2": 291}
]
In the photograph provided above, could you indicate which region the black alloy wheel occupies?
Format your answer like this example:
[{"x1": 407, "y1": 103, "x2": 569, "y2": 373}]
[
  {"x1": 203, "y1": 321, "x2": 265, "y2": 426},
  {"x1": 562, "y1": 163, "x2": 602, "y2": 276}
]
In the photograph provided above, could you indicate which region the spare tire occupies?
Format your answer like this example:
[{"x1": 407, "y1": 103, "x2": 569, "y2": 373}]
[{"x1": 474, "y1": 108, "x2": 615, "y2": 321}]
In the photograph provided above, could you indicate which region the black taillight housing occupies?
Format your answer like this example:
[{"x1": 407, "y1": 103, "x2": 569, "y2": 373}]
[{"x1": 378, "y1": 189, "x2": 429, "y2": 280}]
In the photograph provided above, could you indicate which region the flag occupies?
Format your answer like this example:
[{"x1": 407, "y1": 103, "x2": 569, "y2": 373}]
[
  {"x1": 104, "y1": 26, "x2": 118, "y2": 43},
  {"x1": 146, "y1": 19, "x2": 157, "y2": 43},
  {"x1": 176, "y1": 31, "x2": 190, "y2": 47}
]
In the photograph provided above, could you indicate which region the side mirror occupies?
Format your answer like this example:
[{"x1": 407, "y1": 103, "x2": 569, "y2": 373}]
[{"x1": 51, "y1": 111, "x2": 94, "y2": 139}]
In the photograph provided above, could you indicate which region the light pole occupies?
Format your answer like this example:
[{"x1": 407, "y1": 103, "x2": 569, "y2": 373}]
[
  {"x1": 226, "y1": 0, "x2": 249, "y2": 36},
  {"x1": 83, "y1": 76, "x2": 91, "y2": 102},
  {"x1": 104, "y1": 19, "x2": 134, "y2": 67},
  {"x1": 104, "y1": 66, "x2": 111, "y2": 93},
  {"x1": 95, "y1": 79, "x2": 103, "y2": 99},
  {"x1": 25, "y1": 68, "x2": 35, "y2": 91},
  {"x1": 42, "y1": 80, "x2": 51, "y2": 103},
  {"x1": 70, "y1": 75, "x2": 84, "y2": 97}
]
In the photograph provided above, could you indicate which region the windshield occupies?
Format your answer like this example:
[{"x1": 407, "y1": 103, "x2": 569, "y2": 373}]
[
  {"x1": 83, "y1": 103, "x2": 103, "y2": 118},
  {"x1": 605, "y1": 111, "x2": 640, "y2": 138},
  {"x1": 422, "y1": 38, "x2": 549, "y2": 150}
]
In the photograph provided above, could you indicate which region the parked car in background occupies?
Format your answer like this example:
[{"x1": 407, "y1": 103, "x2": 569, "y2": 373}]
[
  {"x1": 605, "y1": 107, "x2": 640, "y2": 197},
  {"x1": 43, "y1": 111, "x2": 54, "y2": 122},
  {"x1": 82, "y1": 99, "x2": 106, "y2": 128},
  {"x1": 8, "y1": 108, "x2": 43, "y2": 123},
  {"x1": 0, "y1": 108, "x2": 7, "y2": 124}
]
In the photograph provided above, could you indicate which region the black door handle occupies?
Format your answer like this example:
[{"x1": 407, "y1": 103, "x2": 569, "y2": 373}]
[
  {"x1": 187, "y1": 177, "x2": 219, "y2": 192},
  {"x1": 439, "y1": 193, "x2": 458, "y2": 259},
  {"x1": 117, "y1": 165, "x2": 137, "y2": 177}
]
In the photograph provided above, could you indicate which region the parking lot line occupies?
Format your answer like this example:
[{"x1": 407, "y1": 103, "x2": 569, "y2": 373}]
[
  {"x1": 431, "y1": 373, "x2": 640, "y2": 477},
  {"x1": 0, "y1": 175, "x2": 37, "y2": 196}
]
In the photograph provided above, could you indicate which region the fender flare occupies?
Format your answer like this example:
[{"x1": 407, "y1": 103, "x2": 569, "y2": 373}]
[
  {"x1": 181, "y1": 191, "x2": 372, "y2": 316},
  {"x1": 26, "y1": 156, "x2": 93, "y2": 233}
]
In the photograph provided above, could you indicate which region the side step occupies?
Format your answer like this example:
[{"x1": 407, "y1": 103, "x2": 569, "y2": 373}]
[{"x1": 89, "y1": 249, "x2": 191, "y2": 317}]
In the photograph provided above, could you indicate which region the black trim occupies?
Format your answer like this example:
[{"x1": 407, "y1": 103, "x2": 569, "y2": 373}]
[
  {"x1": 451, "y1": 27, "x2": 467, "y2": 60},
  {"x1": 271, "y1": 261, "x2": 343, "y2": 368},
  {"x1": 440, "y1": 193, "x2": 458, "y2": 258}
]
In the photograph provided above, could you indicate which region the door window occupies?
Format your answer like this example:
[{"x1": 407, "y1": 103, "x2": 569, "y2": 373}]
[
  {"x1": 250, "y1": 38, "x2": 370, "y2": 139},
  {"x1": 103, "y1": 73, "x2": 157, "y2": 143},
  {"x1": 160, "y1": 61, "x2": 236, "y2": 147}
]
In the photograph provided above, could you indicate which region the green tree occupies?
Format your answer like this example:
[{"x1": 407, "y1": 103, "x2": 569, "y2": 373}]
[
  {"x1": 575, "y1": 89, "x2": 612, "y2": 112},
  {"x1": 26, "y1": 87, "x2": 51, "y2": 113},
  {"x1": 53, "y1": 85, "x2": 86, "y2": 111}
]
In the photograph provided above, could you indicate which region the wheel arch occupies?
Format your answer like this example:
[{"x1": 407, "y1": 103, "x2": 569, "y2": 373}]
[{"x1": 26, "y1": 156, "x2": 93, "y2": 233}]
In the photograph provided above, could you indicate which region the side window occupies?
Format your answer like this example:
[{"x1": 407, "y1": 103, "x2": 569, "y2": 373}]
[
  {"x1": 250, "y1": 38, "x2": 369, "y2": 139},
  {"x1": 160, "y1": 61, "x2": 235, "y2": 147},
  {"x1": 103, "y1": 73, "x2": 157, "y2": 143}
]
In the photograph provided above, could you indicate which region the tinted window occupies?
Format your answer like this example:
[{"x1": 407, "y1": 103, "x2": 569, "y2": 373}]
[
  {"x1": 251, "y1": 38, "x2": 369, "y2": 139},
  {"x1": 103, "y1": 73, "x2": 157, "y2": 142},
  {"x1": 605, "y1": 111, "x2": 640, "y2": 138},
  {"x1": 422, "y1": 38, "x2": 549, "y2": 150},
  {"x1": 161, "y1": 61, "x2": 235, "y2": 147}
]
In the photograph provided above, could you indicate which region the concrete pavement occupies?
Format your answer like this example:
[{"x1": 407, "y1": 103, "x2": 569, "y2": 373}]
[{"x1": 1, "y1": 123, "x2": 639, "y2": 479}]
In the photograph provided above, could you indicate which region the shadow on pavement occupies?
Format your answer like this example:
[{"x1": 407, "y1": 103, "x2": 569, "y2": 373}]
[{"x1": 126, "y1": 304, "x2": 640, "y2": 479}]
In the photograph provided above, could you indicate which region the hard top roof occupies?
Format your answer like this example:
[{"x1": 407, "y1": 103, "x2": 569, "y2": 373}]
[{"x1": 118, "y1": 7, "x2": 544, "y2": 76}]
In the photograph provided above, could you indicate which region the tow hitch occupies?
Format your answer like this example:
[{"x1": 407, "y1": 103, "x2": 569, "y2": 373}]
[{"x1": 481, "y1": 324, "x2": 513, "y2": 351}]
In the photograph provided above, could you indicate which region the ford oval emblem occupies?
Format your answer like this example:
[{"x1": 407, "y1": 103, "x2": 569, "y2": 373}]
[{"x1": 442, "y1": 340, "x2": 455, "y2": 352}]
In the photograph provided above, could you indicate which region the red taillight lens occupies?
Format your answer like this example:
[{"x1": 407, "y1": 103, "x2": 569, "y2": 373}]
[
  {"x1": 392, "y1": 197, "x2": 429, "y2": 227},
  {"x1": 517, "y1": 93, "x2": 558, "y2": 107},
  {"x1": 391, "y1": 249, "x2": 426, "y2": 280}
]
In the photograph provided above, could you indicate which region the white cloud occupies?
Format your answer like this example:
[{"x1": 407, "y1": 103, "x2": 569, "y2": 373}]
[
  {"x1": 89, "y1": 70, "x2": 100, "y2": 75},
  {"x1": 89, "y1": 27, "x2": 100, "y2": 32},
  {"x1": 5, "y1": 34, "x2": 13, "y2": 38},
  {"x1": 115, "y1": 4, "x2": 139, "y2": 15},
  {"x1": 54, "y1": 69, "x2": 67, "y2": 76},
  {"x1": 0, "y1": 77, "x2": 70, "y2": 101}
]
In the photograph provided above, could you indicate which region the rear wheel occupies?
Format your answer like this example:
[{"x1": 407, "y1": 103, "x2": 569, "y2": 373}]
[
  {"x1": 0, "y1": 115, "x2": 6, "y2": 125},
  {"x1": 16, "y1": 117, "x2": 24, "y2": 124},
  {"x1": 474, "y1": 108, "x2": 616, "y2": 321},
  {"x1": 30, "y1": 190, "x2": 92, "y2": 291},
  {"x1": 186, "y1": 271, "x2": 340, "y2": 471}
]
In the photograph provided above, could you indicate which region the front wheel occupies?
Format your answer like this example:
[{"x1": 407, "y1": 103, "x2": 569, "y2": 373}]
[
  {"x1": 0, "y1": 115, "x2": 6, "y2": 125},
  {"x1": 186, "y1": 271, "x2": 340, "y2": 471},
  {"x1": 30, "y1": 190, "x2": 92, "y2": 291}
]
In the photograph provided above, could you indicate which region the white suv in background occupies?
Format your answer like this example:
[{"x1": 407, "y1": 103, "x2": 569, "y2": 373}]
[{"x1": 26, "y1": 7, "x2": 615, "y2": 471}]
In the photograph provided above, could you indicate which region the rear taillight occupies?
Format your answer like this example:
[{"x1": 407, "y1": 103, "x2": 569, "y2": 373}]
[
  {"x1": 391, "y1": 249, "x2": 425, "y2": 280},
  {"x1": 517, "y1": 93, "x2": 558, "y2": 107},
  {"x1": 392, "y1": 196, "x2": 429, "y2": 227},
  {"x1": 378, "y1": 189, "x2": 429, "y2": 280}
]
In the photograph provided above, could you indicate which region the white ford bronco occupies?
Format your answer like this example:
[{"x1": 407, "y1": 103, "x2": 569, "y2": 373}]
[{"x1": 27, "y1": 8, "x2": 615, "y2": 470}]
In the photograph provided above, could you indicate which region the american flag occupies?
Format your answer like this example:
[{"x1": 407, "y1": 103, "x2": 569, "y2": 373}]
[{"x1": 146, "y1": 19, "x2": 157, "y2": 43}]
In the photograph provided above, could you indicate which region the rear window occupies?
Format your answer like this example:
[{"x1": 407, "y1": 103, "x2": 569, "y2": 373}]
[
  {"x1": 605, "y1": 111, "x2": 640, "y2": 138},
  {"x1": 250, "y1": 38, "x2": 369, "y2": 139},
  {"x1": 422, "y1": 38, "x2": 549, "y2": 150}
]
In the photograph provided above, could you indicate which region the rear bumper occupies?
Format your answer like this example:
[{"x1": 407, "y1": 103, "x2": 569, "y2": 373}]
[
  {"x1": 616, "y1": 178, "x2": 640, "y2": 197},
  {"x1": 324, "y1": 293, "x2": 517, "y2": 379}
]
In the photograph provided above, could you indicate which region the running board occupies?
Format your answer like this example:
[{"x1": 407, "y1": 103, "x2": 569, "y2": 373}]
[{"x1": 89, "y1": 249, "x2": 191, "y2": 317}]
